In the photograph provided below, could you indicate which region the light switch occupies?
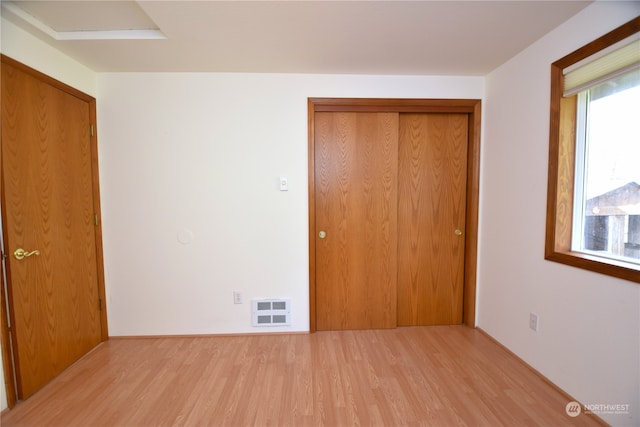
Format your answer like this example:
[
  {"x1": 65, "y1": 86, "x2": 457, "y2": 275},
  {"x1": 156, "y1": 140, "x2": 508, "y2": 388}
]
[{"x1": 279, "y1": 176, "x2": 288, "y2": 191}]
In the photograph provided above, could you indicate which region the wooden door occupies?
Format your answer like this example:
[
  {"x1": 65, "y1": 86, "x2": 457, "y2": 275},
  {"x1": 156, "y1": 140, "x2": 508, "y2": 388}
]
[
  {"x1": 314, "y1": 112, "x2": 399, "y2": 330},
  {"x1": 1, "y1": 58, "x2": 104, "y2": 399},
  {"x1": 397, "y1": 113, "x2": 468, "y2": 325}
]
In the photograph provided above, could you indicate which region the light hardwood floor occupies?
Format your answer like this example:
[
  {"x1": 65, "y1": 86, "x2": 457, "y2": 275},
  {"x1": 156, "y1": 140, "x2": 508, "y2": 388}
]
[{"x1": 1, "y1": 326, "x2": 605, "y2": 426}]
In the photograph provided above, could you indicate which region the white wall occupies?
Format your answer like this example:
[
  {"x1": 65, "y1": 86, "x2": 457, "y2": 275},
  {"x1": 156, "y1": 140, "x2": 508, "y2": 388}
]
[
  {"x1": 479, "y1": 3, "x2": 640, "y2": 426},
  {"x1": 0, "y1": 18, "x2": 96, "y2": 96},
  {"x1": 0, "y1": 16, "x2": 98, "y2": 412},
  {"x1": 97, "y1": 73, "x2": 483, "y2": 336}
]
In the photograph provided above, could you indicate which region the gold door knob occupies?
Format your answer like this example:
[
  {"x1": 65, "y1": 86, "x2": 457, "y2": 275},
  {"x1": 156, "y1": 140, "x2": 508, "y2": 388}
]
[
  {"x1": 454, "y1": 229, "x2": 463, "y2": 236},
  {"x1": 14, "y1": 248, "x2": 40, "y2": 260},
  {"x1": 318, "y1": 231, "x2": 327, "y2": 239}
]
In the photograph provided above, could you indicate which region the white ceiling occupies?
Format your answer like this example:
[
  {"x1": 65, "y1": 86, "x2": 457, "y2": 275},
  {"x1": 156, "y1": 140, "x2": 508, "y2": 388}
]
[{"x1": 1, "y1": 0, "x2": 593, "y2": 75}]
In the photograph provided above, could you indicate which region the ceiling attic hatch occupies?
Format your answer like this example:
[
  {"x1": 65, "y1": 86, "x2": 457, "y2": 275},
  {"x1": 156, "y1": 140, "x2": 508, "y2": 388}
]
[{"x1": 1, "y1": 0, "x2": 166, "y2": 40}]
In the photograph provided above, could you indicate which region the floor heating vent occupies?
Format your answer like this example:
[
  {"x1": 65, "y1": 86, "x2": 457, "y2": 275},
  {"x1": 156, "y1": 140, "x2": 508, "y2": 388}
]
[{"x1": 252, "y1": 299, "x2": 291, "y2": 326}]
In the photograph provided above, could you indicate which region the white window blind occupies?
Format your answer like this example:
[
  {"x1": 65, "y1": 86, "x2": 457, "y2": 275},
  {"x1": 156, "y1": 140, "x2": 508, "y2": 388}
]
[{"x1": 563, "y1": 36, "x2": 640, "y2": 97}]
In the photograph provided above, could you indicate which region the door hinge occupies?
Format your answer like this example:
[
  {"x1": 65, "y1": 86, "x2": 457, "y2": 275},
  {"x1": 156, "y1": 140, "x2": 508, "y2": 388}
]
[
  {"x1": 99, "y1": 298, "x2": 103, "y2": 311},
  {"x1": 90, "y1": 124, "x2": 94, "y2": 137},
  {"x1": 94, "y1": 213, "x2": 98, "y2": 225}
]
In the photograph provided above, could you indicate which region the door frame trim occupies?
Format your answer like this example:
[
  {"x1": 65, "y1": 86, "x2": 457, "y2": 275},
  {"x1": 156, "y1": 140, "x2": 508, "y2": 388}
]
[
  {"x1": 0, "y1": 55, "x2": 109, "y2": 407},
  {"x1": 308, "y1": 98, "x2": 481, "y2": 332}
]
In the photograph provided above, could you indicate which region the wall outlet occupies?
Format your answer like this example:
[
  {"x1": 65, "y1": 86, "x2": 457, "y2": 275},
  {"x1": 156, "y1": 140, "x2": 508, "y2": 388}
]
[
  {"x1": 529, "y1": 312, "x2": 539, "y2": 332},
  {"x1": 233, "y1": 291, "x2": 243, "y2": 304}
]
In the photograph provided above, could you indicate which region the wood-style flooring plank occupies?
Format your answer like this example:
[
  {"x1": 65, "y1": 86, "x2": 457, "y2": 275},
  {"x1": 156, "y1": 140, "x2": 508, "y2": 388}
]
[{"x1": 1, "y1": 326, "x2": 606, "y2": 426}]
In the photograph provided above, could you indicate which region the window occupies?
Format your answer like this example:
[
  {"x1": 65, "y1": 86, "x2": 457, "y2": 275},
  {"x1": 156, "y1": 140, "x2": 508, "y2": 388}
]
[
  {"x1": 574, "y1": 73, "x2": 640, "y2": 263},
  {"x1": 546, "y1": 17, "x2": 640, "y2": 283}
]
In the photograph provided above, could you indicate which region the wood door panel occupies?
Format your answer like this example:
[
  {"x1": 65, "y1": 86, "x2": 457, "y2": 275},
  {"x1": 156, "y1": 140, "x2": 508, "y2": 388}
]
[
  {"x1": 397, "y1": 113, "x2": 468, "y2": 325},
  {"x1": 315, "y1": 112, "x2": 398, "y2": 330},
  {"x1": 1, "y1": 61, "x2": 102, "y2": 398}
]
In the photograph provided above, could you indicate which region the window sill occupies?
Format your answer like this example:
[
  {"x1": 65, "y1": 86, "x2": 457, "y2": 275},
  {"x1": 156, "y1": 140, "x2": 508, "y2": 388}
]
[{"x1": 545, "y1": 250, "x2": 640, "y2": 283}]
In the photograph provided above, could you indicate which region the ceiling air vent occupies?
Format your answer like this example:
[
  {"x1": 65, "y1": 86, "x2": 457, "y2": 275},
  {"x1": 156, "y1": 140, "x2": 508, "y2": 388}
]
[{"x1": 252, "y1": 299, "x2": 291, "y2": 327}]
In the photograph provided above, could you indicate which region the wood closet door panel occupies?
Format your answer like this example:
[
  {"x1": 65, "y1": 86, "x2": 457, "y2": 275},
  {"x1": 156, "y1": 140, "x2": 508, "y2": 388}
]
[
  {"x1": 397, "y1": 113, "x2": 468, "y2": 325},
  {"x1": 315, "y1": 112, "x2": 398, "y2": 330}
]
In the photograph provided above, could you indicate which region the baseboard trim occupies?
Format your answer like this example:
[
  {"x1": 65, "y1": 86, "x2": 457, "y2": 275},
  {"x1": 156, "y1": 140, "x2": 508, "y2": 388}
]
[
  {"x1": 109, "y1": 331, "x2": 310, "y2": 340},
  {"x1": 476, "y1": 327, "x2": 610, "y2": 427}
]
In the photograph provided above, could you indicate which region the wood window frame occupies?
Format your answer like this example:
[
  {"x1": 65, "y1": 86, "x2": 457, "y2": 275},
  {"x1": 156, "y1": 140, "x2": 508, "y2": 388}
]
[
  {"x1": 545, "y1": 17, "x2": 640, "y2": 284},
  {"x1": 308, "y1": 98, "x2": 482, "y2": 332}
]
